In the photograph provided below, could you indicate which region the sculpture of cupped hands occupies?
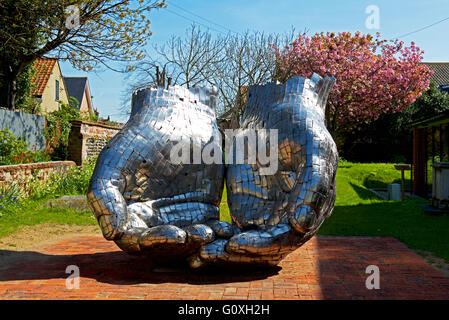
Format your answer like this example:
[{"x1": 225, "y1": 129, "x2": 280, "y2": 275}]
[{"x1": 87, "y1": 73, "x2": 338, "y2": 269}]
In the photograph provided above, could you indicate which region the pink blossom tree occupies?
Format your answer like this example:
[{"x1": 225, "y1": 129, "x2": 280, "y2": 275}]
[{"x1": 273, "y1": 32, "x2": 433, "y2": 136}]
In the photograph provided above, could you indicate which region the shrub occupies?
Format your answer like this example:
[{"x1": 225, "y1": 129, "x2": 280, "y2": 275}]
[
  {"x1": 44, "y1": 99, "x2": 80, "y2": 161},
  {"x1": 0, "y1": 127, "x2": 28, "y2": 156},
  {"x1": 0, "y1": 127, "x2": 52, "y2": 165},
  {"x1": 27, "y1": 158, "x2": 96, "y2": 199}
]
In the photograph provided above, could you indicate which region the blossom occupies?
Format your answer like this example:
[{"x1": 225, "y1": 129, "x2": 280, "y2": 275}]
[{"x1": 273, "y1": 32, "x2": 432, "y2": 133}]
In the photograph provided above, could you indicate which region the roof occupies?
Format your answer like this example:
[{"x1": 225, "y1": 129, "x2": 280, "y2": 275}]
[
  {"x1": 63, "y1": 77, "x2": 88, "y2": 108},
  {"x1": 32, "y1": 57, "x2": 58, "y2": 96},
  {"x1": 411, "y1": 110, "x2": 449, "y2": 128},
  {"x1": 422, "y1": 62, "x2": 449, "y2": 87}
]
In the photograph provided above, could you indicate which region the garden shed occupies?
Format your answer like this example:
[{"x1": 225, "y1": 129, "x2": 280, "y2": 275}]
[{"x1": 412, "y1": 110, "x2": 449, "y2": 197}]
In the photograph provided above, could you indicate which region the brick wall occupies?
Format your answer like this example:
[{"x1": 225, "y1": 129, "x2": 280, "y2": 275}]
[
  {"x1": 68, "y1": 120, "x2": 122, "y2": 165},
  {"x1": 0, "y1": 161, "x2": 76, "y2": 194}
]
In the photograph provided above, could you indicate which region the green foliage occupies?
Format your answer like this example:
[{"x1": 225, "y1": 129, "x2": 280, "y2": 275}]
[
  {"x1": 0, "y1": 149, "x2": 51, "y2": 165},
  {"x1": 27, "y1": 158, "x2": 96, "y2": 200},
  {"x1": 0, "y1": 64, "x2": 37, "y2": 112},
  {"x1": 0, "y1": 0, "x2": 166, "y2": 110},
  {"x1": 339, "y1": 81, "x2": 449, "y2": 163},
  {"x1": 44, "y1": 100, "x2": 80, "y2": 160},
  {"x1": 14, "y1": 64, "x2": 37, "y2": 113},
  {"x1": 0, "y1": 183, "x2": 24, "y2": 217},
  {"x1": 0, "y1": 127, "x2": 51, "y2": 165},
  {"x1": 318, "y1": 162, "x2": 449, "y2": 263},
  {"x1": 0, "y1": 198, "x2": 96, "y2": 238},
  {"x1": 401, "y1": 81, "x2": 449, "y2": 123},
  {"x1": 0, "y1": 127, "x2": 28, "y2": 156}
]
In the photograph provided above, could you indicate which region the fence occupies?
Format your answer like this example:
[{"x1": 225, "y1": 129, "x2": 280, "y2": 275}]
[{"x1": 0, "y1": 109, "x2": 46, "y2": 150}]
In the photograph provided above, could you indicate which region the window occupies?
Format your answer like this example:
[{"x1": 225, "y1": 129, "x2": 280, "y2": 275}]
[{"x1": 55, "y1": 80, "x2": 60, "y2": 101}]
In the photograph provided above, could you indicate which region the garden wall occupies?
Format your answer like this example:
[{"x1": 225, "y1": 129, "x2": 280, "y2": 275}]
[
  {"x1": 0, "y1": 161, "x2": 76, "y2": 194},
  {"x1": 0, "y1": 109, "x2": 46, "y2": 150},
  {"x1": 68, "y1": 120, "x2": 122, "y2": 165}
]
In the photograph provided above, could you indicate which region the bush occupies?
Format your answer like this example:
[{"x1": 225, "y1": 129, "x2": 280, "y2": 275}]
[
  {"x1": 0, "y1": 127, "x2": 51, "y2": 165},
  {"x1": 44, "y1": 99, "x2": 81, "y2": 161},
  {"x1": 0, "y1": 127, "x2": 28, "y2": 156},
  {"x1": 337, "y1": 81, "x2": 449, "y2": 163},
  {"x1": 27, "y1": 158, "x2": 96, "y2": 199}
]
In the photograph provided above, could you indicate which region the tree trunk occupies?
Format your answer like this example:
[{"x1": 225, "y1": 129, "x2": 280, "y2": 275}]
[
  {"x1": 1, "y1": 63, "x2": 21, "y2": 110},
  {"x1": 5, "y1": 77, "x2": 17, "y2": 110}
]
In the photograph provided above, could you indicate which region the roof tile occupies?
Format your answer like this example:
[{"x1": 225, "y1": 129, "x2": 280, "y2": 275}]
[
  {"x1": 422, "y1": 62, "x2": 449, "y2": 87},
  {"x1": 32, "y1": 57, "x2": 57, "y2": 96}
]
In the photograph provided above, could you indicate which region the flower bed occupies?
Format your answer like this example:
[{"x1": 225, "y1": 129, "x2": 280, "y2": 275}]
[{"x1": 0, "y1": 161, "x2": 76, "y2": 195}]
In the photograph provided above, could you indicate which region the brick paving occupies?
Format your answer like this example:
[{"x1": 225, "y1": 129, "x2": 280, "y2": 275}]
[{"x1": 0, "y1": 235, "x2": 448, "y2": 300}]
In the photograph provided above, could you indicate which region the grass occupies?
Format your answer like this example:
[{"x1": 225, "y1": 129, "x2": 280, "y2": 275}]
[
  {"x1": 2, "y1": 160, "x2": 448, "y2": 263},
  {"x1": 219, "y1": 162, "x2": 449, "y2": 263},
  {"x1": 0, "y1": 199, "x2": 96, "y2": 238},
  {"x1": 319, "y1": 162, "x2": 449, "y2": 263}
]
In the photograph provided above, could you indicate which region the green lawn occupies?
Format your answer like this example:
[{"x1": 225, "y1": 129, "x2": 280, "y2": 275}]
[
  {"x1": 2, "y1": 162, "x2": 448, "y2": 263},
  {"x1": 219, "y1": 162, "x2": 449, "y2": 263},
  {"x1": 0, "y1": 199, "x2": 96, "y2": 238}
]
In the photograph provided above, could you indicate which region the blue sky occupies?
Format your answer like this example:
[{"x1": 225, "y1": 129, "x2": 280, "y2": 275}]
[{"x1": 60, "y1": 0, "x2": 449, "y2": 122}]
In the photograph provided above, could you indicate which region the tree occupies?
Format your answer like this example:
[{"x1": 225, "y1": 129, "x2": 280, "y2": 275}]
[
  {"x1": 214, "y1": 30, "x2": 294, "y2": 120},
  {"x1": 128, "y1": 26, "x2": 294, "y2": 118},
  {"x1": 273, "y1": 32, "x2": 432, "y2": 136},
  {"x1": 0, "y1": 64, "x2": 36, "y2": 112},
  {"x1": 0, "y1": 0, "x2": 166, "y2": 110},
  {"x1": 401, "y1": 80, "x2": 449, "y2": 123},
  {"x1": 130, "y1": 25, "x2": 225, "y2": 92},
  {"x1": 338, "y1": 81, "x2": 449, "y2": 163}
]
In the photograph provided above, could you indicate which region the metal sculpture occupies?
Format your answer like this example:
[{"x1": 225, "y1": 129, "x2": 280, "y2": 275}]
[
  {"x1": 191, "y1": 74, "x2": 338, "y2": 268},
  {"x1": 87, "y1": 73, "x2": 338, "y2": 269},
  {"x1": 87, "y1": 86, "x2": 227, "y2": 263}
]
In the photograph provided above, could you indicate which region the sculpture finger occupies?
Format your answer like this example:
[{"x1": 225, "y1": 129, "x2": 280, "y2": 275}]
[
  {"x1": 188, "y1": 239, "x2": 283, "y2": 269},
  {"x1": 204, "y1": 219, "x2": 236, "y2": 239},
  {"x1": 114, "y1": 227, "x2": 147, "y2": 254},
  {"x1": 138, "y1": 225, "x2": 187, "y2": 249},
  {"x1": 184, "y1": 224, "x2": 215, "y2": 246},
  {"x1": 225, "y1": 224, "x2": 291, "y2": 256}
]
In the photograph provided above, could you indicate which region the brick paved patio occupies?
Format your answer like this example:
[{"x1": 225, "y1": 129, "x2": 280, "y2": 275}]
[{"x1": 0, "y1": 235, "x2": 448, "y2": 300}]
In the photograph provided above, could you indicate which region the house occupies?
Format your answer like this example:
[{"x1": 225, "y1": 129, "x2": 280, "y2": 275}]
[
  {"x1": 422, "y1": 62, "x2": 449, "y2": 93},
  {"x1": 411, "y1": 62, "x2": 449, "y2": 198},
  {"x1": 63, "y1": 77, "x2": 95, "y2": 117},
  {"x1": 411, "y1": 111, "x2": 449, "y2": 198},
  {"x1": 32, "y1": 57, "x2": 69, "y2": 114}
]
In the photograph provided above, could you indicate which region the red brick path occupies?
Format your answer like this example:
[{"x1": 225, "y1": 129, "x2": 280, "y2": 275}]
[{"x1": 0, "y1": 235, "x2": 448, "y2": 300}]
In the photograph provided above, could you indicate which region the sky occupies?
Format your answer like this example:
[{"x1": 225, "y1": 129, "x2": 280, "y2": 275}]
[{"x1": 60, "y1": 0, "x2": 449, "y2": 123}]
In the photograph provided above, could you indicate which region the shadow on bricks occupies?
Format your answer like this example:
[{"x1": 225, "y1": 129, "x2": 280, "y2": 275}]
[{"x1": 0, "y1": 249, "x2": 281, "y2": 285}]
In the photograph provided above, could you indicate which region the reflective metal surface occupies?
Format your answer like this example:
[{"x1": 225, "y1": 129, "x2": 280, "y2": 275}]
[
  {"x1": 87, "y1": 74, "x2": 338, "y2": 269},
  {"x1": 87, "y1": 85, "x2": 226, "y2": 262},
  {"x1": 193, "y1": 74, "x2": 338, "y2": 268}
]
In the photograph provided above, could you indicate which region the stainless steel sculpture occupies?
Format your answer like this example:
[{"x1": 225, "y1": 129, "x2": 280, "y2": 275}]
[
  {"x1": 87, "y1": 86, "x2": 227, "y2": 263},
  {"x1": 87, "y1": 73, "x2": 338, "y2": 269},
  {"x1": 192, "y1": 74, "x2": 338, "y2": 268}
]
